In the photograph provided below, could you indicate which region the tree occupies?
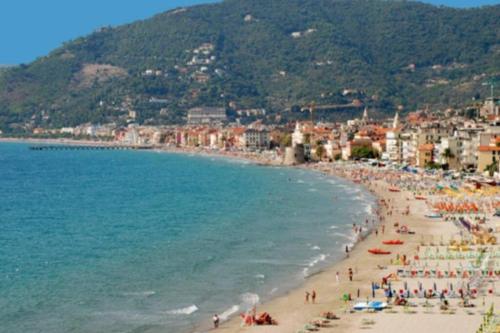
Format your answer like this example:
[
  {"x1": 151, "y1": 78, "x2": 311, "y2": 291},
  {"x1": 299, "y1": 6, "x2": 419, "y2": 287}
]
[
  {"x1": 280, "y1": 133, "x2": 292, "y2": 147},
  {"x1": 426, "y1": 161, "x2": 441, "y2": 170},
  {"x1": 484, "y1": 158, "x2": 498, "y2": 177},
  {"x1": 351, "y1": 146, "x2": 379, "y2": 159},
  {"x1": 315, "y1": 144, "x2": 326, "y2": 160},
  {"x1": 304, "y1": 133, "x2": 311, "y2": 145},
  {"x1": 441, "y1": 147, "x2": 455, "y2": 169}
]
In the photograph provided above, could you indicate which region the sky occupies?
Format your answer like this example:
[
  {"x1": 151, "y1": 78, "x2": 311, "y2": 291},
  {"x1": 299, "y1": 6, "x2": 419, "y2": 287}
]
[{"x1": 0, "y1": 0, "x2": 498, "y2": 65}]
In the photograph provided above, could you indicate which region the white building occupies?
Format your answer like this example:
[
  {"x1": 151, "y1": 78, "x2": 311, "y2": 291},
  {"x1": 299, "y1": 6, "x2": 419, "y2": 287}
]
[
  {"x1": 385, "y1": 130, "x2": 401, "y2": 162},
  {"x1": 292, "y1": 122, "x2": 305, "y2": 147},
  {"x1": 60, "y1": 127, "x2": 74, "y2": 135},
  {"x1": 241, "y1": 129, "x2": 269, "y2": 150},
  {"x1": 187, "y1": 107, "x2": 227, "y2": 125}
]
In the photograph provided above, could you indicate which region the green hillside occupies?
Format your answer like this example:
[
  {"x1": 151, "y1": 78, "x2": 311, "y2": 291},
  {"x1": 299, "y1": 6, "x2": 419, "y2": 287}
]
[{"x1": 0, "y1": 0, "x2": 499, "y2": 132}]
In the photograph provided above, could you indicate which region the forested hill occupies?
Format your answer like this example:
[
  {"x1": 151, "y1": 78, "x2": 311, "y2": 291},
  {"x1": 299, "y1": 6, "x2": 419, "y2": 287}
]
[{"x1": 0, "y1": 0, "x2": 499, "y2": 131}]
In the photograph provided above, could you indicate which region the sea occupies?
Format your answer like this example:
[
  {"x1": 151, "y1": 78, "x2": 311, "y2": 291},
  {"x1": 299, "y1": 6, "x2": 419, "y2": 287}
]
[{"x1": 0, "y1": 142, "x2": 377, "y2": 333}]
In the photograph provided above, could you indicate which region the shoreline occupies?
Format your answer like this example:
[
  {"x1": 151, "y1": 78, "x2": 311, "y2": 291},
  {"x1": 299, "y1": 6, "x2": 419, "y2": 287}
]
[
  {"x1": 207, "y1": 167, "x2": 399, "y2": 333},
  {"x1": 2, "y1": 138, "x2": 495, "y2": 333},
  {"x1": 1, "y1": 138, "x2": 381, "y2": 332}
]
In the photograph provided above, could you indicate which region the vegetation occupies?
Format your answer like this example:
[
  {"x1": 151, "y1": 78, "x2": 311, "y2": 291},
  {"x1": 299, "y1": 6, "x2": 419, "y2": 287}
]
[
  {"x1": 426, "y1": 161, "x2": 442, "y2": 170},
  {"x1": 0, "y1": 0, "x2": 499, "y2": 132},
  {"x1": 351, "y1": 146, "x2": 379, "y2": 159},
  {"x1": 315, "y1": 144, "x2": 326, "y2": 160},
  {"x1": 484, "y1": 159, "x2": 498, "y2": 177},
  {"x1": 280, "y1": 133, "x2": 292, "y2": 147}
]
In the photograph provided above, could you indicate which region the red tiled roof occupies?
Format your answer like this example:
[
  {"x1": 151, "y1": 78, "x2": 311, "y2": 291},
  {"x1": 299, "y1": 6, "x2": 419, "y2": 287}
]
[
  {"x1": 478, "y1": 145, "x2": 500, "y2": 152},
  {"x1": 418, "y1": 144, "x2": 434, "y2": 151}
]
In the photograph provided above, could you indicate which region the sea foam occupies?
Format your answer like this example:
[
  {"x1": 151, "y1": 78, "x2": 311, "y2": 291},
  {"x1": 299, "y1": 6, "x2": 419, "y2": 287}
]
[
  {"x1": 166, "y1": 305, "x2": 199, "y2": 315},
  {"x1": 219, "y1": 305, "x2": 240, "y2": 321}
]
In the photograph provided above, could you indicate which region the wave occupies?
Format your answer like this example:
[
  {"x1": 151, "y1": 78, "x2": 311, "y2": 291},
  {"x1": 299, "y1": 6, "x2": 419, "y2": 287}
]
[
  {"x1": 308, "y1": 188, "x2": 318, "y2": 192},
  {"x1": 122, "y1": 291, "x2": 156, "y2": 297},
  {"x1": 219, "y1": 305, "x2": 240, "y2": 321},
  {"x1": 217, "y1": 293, "x2": 260, "y2": 322},
  {"x1": 166, "y1": 305, "x2": 199, "y2": 315},
  {"x1": 241, "y1": 292, "x2": 260, "y2": 306},
  {"x1": 246, "y1": 259, "x2": 300, "y2": 266},
  {"x1": 311, "y1": 245, "x2": 321, "y2": 250},
  {"x1": 304, "y1": 253, "x2": 329, "y2": 276},
  {"x1": 255, "y1": 274, "x2": 265, "y2": 279},
  {"x1": 297, "y1": 179, "x2": 305, "y2": 183},
  {"x1": 332, "y1": 232, "x2": 355, "y2": 241}
]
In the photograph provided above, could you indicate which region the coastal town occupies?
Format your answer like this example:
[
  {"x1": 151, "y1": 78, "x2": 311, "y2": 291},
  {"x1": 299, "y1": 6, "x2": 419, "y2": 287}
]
[
  {"x1": 16, "y1": 95, "x2": 500, "y2": 178},
  {"x1": 9, "y1": 96, "x2": 500, "y2": 333},
  {"x1": 1, "y1": 0, "x2": 500, "y2": 333}
]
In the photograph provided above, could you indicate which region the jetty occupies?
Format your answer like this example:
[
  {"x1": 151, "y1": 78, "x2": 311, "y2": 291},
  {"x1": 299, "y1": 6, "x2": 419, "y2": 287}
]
[{"x1": 29, "y1": 145, "x2": 154, "y2": 151}]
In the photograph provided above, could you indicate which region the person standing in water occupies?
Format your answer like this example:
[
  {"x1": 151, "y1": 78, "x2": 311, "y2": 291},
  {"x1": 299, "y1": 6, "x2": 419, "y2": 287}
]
[
  {"x1": 213, "y1": 314, "x2": 220, "y2": 328},
  {"x1": 305, "y1": 291, "x2": 310, "y2": 303}
]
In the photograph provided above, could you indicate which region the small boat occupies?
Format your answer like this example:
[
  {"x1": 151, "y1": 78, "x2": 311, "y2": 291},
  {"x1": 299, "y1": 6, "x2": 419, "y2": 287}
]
[
  {"x1": 388, "y1": 187, "x2": 401, "y2": 192},
  {"x1": 425, "y1": 212, "x2": 442, "y2": 219},
  {"x1": 415, "y1": 195, "x2": 426, "y2": 200},
  {"x1": 382, "y1": 240, "x2": 404, "y2": 245},
  {"x1": 368, "y1": 248, "x2": 391, "y2": 255}
]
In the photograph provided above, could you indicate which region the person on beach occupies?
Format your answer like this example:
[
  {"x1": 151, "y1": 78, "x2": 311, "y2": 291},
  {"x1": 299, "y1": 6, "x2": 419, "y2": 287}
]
[
  {"x1": 312, "y1": 290, "x2": 316, "y2": 303},
  {"x1": 305, "y1": 291, "x2": 310, "y2": 303},
  {"x1": 348, "y1": 268, "x2": 353, "y2": 282},
  {"x1": 336, "y1": 272, "x2": 340, "y2": 284},
  {"x1": 213, "y1": 314, "x2": 220, "y2": 328},
  {"x1": 345, "y1": 245, "x2": 349, "y2": 257}
]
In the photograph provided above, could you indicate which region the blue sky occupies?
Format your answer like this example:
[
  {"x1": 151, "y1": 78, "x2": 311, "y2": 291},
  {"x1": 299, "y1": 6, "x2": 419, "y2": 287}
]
[{"x1": 0, "y1": 0, "x2": 498, "y2": 64}]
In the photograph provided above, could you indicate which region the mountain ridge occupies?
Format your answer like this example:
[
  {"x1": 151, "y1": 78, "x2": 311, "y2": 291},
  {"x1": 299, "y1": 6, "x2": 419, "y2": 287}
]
[{"x1": 0, "y1": 0, "x2": 499, "y2": 132}]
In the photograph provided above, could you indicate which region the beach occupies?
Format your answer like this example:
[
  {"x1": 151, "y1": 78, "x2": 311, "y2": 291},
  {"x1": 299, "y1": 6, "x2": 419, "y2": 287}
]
[
  {"x1": 213, "y1": 163, "x2": 500, "y2": 333},
  {"x1": 2, "y1": 138, "x2": 498, "y2": 333}
]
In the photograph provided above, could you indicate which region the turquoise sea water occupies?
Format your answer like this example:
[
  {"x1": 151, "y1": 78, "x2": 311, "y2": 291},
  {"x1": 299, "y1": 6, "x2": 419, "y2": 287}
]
[{"x1": 0, "y1": 143, "x2": 376, "y2": 333}]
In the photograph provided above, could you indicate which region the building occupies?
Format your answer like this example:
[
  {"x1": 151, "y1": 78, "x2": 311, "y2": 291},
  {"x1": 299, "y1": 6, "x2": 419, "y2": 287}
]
[
  {"x1": 456, "y1": 126, "x2": 483, "y2": 171},
  {"x1": 417, "y1": 144, "x2": 434, "y2": 168},
  {"x1": 477, "y1": 137, "x2": 500, "y2": 174},
  {"x1": 283, "y1": 145, "x2": 305, "y2": 165},
  {"x1": 385, "y1": 130, "x2": 401, "y2": 162},
  {"x1": 342, "y1": 138, "x2": 373, "y2": 160},
  {"x1": 292, "y1": 122, "x2": 305, "y2": 147},
  {"x1": 187, "y1": 107, "x2": 227, "y2": 125},
  {"x1": 436, "y1": 137, "x2": 460, "y2": 170},
  {"x1": 241, "y1": 129, "x2": 269, "y2": 150},
  {"x1": 479, "y1": 98, "x2": 500, "y2": 118}
]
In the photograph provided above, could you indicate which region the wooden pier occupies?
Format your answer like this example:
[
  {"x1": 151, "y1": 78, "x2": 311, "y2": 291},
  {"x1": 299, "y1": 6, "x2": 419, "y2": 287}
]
[{"x1": 29, "y1": 145, "x2": 154, "y2": 151}]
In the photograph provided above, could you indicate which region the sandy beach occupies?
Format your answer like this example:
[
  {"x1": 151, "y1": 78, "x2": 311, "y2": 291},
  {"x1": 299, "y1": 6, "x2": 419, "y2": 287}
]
[
  {"x1": 2, "y1": 138, "x2": 498, "y2": 333},
  {"x1": 211, "y1": 163, "x2": 499, "y2": 333}
]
